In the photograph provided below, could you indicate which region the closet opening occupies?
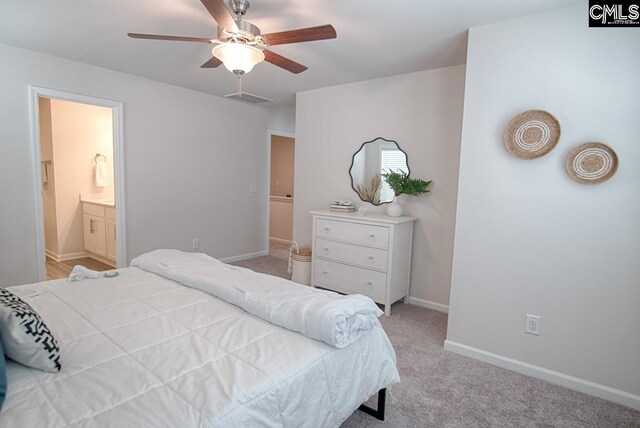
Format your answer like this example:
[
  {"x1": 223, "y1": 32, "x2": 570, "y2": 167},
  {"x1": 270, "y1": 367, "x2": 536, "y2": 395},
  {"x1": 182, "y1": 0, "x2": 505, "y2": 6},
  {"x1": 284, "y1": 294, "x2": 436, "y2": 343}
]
[{"x1": 266, "y1": 130, "x2": 295, "y2": 262}]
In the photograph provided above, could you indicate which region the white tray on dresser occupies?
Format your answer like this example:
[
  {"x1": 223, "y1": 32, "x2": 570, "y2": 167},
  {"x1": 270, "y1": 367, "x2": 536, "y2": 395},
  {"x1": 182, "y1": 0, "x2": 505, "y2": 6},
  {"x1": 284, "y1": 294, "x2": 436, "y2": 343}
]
[{"x1": 310, "y1": 210, "x2": 416, "y2": 316}]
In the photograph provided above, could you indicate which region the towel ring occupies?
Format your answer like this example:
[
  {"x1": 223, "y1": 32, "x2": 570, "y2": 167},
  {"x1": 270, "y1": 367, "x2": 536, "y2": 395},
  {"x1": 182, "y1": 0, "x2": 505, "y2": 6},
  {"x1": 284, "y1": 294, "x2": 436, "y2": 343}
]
[{"x1": 95, "y1": 153, "x2": 106, "y2": 163}]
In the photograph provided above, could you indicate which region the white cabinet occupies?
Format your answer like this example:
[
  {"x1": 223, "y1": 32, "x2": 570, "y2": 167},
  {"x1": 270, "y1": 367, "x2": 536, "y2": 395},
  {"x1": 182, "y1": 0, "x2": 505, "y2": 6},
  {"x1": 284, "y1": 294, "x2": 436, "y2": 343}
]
[
  {"x1": 105, "y1": 207, "x2": 117, "y2": 262},
  {"x1": 82, "y1": 202, "x2": 116, "y2": 264},
  {"x1": 83, "y1": 213, "x2": 106, "y2": 256},
  {"x1": 310, "y1": 210, "x2": 416, "y2": 316}
]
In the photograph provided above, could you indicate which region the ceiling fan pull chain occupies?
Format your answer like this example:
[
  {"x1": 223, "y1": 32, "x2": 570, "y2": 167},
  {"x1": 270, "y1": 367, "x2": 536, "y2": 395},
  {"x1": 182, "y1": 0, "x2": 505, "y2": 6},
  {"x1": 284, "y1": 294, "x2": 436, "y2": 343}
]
[{"x1": 237, "y1": 75, "x2": 242, "y2": 96}]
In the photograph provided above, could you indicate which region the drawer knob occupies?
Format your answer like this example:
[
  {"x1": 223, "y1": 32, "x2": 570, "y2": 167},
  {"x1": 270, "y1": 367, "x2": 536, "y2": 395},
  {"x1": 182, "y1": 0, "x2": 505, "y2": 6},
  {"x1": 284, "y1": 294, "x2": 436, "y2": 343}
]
[
  {"x1": 323, "y1": 248, "x2": 329, "y2": 254},
  {"x1": 368, "y1": 256, "x2": 375, "y2": 263},
  {"x1": 322, "y1": 271, "x2": 328, "y2": 277},
  {"x1": 324, "y1": 227, "x2": 330, "y2": 233},
  {"x1": 366, "y1": 281, "x2": 373, "y2": 287},
  {"x1": 368, "y1": 234, "x2": 376, "y2": 240}
]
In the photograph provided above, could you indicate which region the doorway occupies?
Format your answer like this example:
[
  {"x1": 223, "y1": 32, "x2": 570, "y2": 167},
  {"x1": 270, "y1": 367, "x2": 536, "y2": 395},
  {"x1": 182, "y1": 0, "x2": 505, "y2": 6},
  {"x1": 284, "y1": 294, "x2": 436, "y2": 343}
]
[
  {"x1": 267, "y1": 131, "x2": 295, "y2": 261},
  {"x1": 29, "y1": 87, "x2": 126, "y2": 281}
]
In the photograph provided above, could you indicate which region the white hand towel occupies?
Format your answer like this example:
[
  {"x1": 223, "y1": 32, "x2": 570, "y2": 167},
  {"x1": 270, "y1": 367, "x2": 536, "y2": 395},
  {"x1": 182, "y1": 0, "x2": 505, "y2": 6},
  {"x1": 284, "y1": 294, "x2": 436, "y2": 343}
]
[
  {"x1": 68, "y1": 265, "x2": 101, "y2": 282},
  {"x1": 95, "y1": 160, "x2": 108, "y2": 187}
]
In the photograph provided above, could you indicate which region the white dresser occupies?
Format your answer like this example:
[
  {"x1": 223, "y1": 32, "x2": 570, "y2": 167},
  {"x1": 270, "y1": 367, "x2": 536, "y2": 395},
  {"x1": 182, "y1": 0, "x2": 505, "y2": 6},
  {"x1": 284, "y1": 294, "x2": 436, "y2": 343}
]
[{"x1": 310, "y1": 210, "x2": 416, "y2": 316}]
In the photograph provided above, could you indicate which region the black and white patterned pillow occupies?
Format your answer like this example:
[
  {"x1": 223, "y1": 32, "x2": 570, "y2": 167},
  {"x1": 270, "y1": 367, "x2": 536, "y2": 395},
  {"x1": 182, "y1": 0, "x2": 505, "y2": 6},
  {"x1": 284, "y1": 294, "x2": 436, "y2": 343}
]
[{"x1": 0, "y1": 288, "x2": 61, "y2": 372}]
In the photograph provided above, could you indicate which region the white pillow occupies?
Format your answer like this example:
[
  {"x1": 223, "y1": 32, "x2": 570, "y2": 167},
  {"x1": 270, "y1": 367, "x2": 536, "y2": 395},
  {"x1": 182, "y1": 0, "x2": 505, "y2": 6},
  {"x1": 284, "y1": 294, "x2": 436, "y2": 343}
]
[{"x1": 0, "y1": 288, "x2": 61, "y2": 372}]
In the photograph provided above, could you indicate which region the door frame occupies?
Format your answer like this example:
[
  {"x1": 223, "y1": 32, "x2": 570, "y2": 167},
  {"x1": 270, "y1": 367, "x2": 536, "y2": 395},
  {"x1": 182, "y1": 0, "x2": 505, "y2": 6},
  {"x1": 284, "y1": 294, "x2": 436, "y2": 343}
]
[
  {"x1": 28, "y1": 86, "x2": 127, "y2": 279},
  {"x1": 265, "y1": 129, "x2": 296, "y2": 253}
]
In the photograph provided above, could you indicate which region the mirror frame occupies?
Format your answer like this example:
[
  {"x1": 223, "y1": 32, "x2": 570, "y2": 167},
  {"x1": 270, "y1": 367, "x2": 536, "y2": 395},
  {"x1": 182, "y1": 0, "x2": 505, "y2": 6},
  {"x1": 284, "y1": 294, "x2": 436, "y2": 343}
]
[{"x1": 348, "y1": 136, "x2": 410, "y2": 206}]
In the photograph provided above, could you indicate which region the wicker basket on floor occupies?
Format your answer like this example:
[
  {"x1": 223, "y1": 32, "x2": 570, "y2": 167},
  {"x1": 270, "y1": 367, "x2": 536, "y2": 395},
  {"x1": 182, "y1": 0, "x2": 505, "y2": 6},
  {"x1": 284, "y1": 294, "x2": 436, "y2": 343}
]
[
  {"x1": 290, "y1": 245, "x2": 312, "y2": 286},
  {"x1": 291, "y1": 248, "x2": 312, "y2": 262}
]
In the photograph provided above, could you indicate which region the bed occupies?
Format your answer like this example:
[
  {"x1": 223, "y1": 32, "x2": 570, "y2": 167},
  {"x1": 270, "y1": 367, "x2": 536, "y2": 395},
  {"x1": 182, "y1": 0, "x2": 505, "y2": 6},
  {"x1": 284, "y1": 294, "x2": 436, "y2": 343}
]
[{"x1": 0, "y1": 251, "x2": 400, "y2": 427}]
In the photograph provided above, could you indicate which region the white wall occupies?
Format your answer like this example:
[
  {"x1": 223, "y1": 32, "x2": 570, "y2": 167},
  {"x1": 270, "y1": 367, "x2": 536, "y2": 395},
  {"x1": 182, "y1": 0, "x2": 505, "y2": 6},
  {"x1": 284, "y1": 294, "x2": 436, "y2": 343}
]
[
  {"x1": 294, "y1": 65, "x2": 465, "y2": 307},
  {"x1": 0, "y1": 43, "x2": 293, "y2": 286},
  {"x1": 447, "y1": 5, "x2": 640, "y2": 407},
  {"x1": 269, "y1": 199, "x2": 294, "y2": 242}
]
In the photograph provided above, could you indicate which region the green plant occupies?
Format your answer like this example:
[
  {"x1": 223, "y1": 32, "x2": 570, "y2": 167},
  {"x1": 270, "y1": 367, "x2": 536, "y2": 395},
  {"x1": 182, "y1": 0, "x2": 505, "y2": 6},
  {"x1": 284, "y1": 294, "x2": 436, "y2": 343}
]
[{"x1": 381, "y1": 170, "x2": 432, "y2": 197}]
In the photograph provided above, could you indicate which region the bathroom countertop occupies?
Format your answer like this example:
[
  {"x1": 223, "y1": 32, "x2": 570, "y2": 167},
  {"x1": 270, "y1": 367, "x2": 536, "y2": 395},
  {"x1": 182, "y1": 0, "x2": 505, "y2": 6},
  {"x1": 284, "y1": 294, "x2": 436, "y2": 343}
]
[{"x1": 80, "y1": 197, "x2": 115, "y2": 207}]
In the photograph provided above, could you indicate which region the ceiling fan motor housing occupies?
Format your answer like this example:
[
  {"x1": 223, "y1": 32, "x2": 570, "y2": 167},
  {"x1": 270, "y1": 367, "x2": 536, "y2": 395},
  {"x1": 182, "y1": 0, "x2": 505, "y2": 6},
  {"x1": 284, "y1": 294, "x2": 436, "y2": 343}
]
[
  {"x1": 218, "y1": 20, "x2": 261, "y2": 44},
  {"x1": 230, "y1": 0, "x2": 250, "y2": 16}
]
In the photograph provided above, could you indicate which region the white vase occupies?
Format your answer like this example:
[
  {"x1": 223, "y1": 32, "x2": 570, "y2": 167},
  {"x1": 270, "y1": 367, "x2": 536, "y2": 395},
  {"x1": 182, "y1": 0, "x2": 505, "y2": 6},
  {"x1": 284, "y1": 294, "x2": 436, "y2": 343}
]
[{"x1": 386, "y1": 195, "x2": 403, "y2": 217}]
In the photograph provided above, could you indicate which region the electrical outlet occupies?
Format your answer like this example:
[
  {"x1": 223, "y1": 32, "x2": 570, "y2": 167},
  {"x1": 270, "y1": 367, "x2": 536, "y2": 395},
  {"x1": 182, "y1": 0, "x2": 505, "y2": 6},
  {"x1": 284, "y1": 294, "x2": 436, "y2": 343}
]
[
  {"x1": 525, "y1": 314, "x2": 541, "y2": 335},
  {"x1": 249, "y1": 183, "x2": 257, "y2": 193},
  {"x1": 192, "y1": 239, "x2": 199, "y2": 250}
]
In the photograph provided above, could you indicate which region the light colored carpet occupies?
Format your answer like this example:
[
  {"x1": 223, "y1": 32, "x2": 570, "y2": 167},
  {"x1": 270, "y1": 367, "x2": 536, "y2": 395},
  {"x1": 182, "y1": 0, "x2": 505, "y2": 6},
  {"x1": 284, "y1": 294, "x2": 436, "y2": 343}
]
[
  {"x1": 232, "y1": 254, "x2": 290, "y2": 279},
  {"x1": 232, "y1": 255, "x2": 640, "y2": 427},
  {"x1": 269, "y1": 241, "x2": 291, "y2": 262}
]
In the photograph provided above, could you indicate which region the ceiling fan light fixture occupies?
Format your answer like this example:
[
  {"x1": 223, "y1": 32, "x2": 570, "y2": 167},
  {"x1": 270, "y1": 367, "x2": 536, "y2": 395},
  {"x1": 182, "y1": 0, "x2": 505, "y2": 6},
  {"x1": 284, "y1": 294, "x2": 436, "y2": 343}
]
[{"x1": 212, "y1": 43, "x2": 265, "y2": 75}]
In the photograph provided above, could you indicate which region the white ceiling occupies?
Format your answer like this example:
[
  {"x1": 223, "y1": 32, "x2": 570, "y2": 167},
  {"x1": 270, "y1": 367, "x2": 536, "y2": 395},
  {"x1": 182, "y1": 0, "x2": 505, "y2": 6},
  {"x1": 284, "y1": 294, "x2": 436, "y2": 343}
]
[{"x1": 0, "y1": 0, "x2": 577, "y2": 112}]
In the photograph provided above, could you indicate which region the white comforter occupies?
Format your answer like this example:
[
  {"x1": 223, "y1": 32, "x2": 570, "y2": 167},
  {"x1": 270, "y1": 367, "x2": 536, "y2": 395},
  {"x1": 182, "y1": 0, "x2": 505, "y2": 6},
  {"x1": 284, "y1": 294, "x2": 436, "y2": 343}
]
[
  {"x1": 131, "y1": 250, "x2": 382, "y2": 348},
  {"x1": 0, "y1": 268, "x2": 400, "y2": 427}
]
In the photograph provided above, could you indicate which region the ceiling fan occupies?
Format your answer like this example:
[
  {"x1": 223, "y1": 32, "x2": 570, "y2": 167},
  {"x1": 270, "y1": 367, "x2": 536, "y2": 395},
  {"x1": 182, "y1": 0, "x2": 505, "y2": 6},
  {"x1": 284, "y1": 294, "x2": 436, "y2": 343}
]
[{"x1": 128, "y1": 0, "x2": 337, "y2": 76}]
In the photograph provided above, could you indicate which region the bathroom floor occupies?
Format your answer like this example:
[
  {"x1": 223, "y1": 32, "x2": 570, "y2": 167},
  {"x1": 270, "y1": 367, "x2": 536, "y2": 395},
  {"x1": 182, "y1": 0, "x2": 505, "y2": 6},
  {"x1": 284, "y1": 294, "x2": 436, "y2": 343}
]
[{"x1": 46, "y1": 257, "x2": 114, "y2": 280}]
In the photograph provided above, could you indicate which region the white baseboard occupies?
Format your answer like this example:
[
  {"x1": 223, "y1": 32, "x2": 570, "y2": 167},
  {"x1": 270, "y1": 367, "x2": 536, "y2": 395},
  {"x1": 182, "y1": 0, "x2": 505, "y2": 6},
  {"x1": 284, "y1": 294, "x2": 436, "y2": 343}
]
[
  {"x1": 443, "y1": 340, "x2": 640, "y2": 411},
  {"x1": 45, "y1": 249, "x2": 57, "y2": 260},
  {"x1": 219, "y1": 250, "x2": 268, "y2": 263},
  {"x1": 59, "y1": 251, "x2": 90, "y2": 261},
  {"x1": 269, "y1": 237, "x2": 293, "y2": 245},
  {"x1": 45, "y1": 250, "x2": 89, "y2": 262},
  {"x1": 407, "y1": 296, "x2": 449, "y2": 313}
]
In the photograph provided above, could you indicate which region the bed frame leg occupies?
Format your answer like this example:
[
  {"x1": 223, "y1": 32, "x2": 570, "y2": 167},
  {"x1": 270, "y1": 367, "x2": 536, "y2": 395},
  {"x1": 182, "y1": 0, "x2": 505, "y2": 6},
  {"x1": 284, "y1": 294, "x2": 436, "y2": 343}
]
[{"x1": 357, "y1": 388, "x2": 386, "y2": 421}]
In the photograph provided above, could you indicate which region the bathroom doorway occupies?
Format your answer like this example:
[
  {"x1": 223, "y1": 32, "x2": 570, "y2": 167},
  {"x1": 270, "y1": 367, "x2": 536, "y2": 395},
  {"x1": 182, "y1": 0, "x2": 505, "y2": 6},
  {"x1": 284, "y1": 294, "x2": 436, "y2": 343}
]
[
  {"x1": 267, "y1": 131, "x2": 295, "y2": 261},
  {"x1": 29, "y1": 87, "x2": 126, "y2": 281}
]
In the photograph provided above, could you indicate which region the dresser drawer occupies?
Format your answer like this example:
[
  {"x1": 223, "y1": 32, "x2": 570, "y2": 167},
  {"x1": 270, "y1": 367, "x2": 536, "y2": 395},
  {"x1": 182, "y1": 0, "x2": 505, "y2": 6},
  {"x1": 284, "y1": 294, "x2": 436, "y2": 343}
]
[
  {"x1": 315, "y1": 218, "x2": 390, "y2": 248},
  {"x1": 314, "y1": 259, "x2": 386, "y2": 301},
  {"x1": 315, "y1": 238, "x2": 388, "y2": 271}
]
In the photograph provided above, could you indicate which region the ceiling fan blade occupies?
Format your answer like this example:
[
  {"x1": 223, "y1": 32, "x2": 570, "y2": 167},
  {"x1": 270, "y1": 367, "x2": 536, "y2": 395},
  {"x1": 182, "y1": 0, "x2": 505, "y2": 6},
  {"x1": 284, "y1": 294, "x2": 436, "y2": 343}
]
[
  {"x1": 263, "y1": 50, "x2": 307, "y2": 74},
  {"x1": 201, "y1": 0, "x2": 239, "y2": 33},
  {"x1": 128, "y1": 33, "x2": 214, "y2": 43},
  {"x1": 261, "y1": 25, "x2": 336, "y2": 46},
  {"x1": 201, "y1": 57, "x2": 223, "y2": 68}
]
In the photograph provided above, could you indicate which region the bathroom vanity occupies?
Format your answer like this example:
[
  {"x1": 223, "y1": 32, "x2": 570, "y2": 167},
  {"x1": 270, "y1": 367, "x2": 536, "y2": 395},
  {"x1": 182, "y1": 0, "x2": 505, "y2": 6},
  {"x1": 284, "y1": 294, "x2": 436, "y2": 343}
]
[{"x1": 81, "y1": 197, "x2": 116, "y2": 265}]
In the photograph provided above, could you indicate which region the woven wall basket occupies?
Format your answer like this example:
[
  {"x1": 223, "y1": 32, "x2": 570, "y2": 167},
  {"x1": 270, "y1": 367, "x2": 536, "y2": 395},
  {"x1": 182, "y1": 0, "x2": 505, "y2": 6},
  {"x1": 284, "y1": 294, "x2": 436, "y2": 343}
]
[
  {"x1": 566, "y1": 142, "x2": 618, "y2": 185},
  {"x1": 503, "y1": 110, "x2": 561, "y2": 159}
]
